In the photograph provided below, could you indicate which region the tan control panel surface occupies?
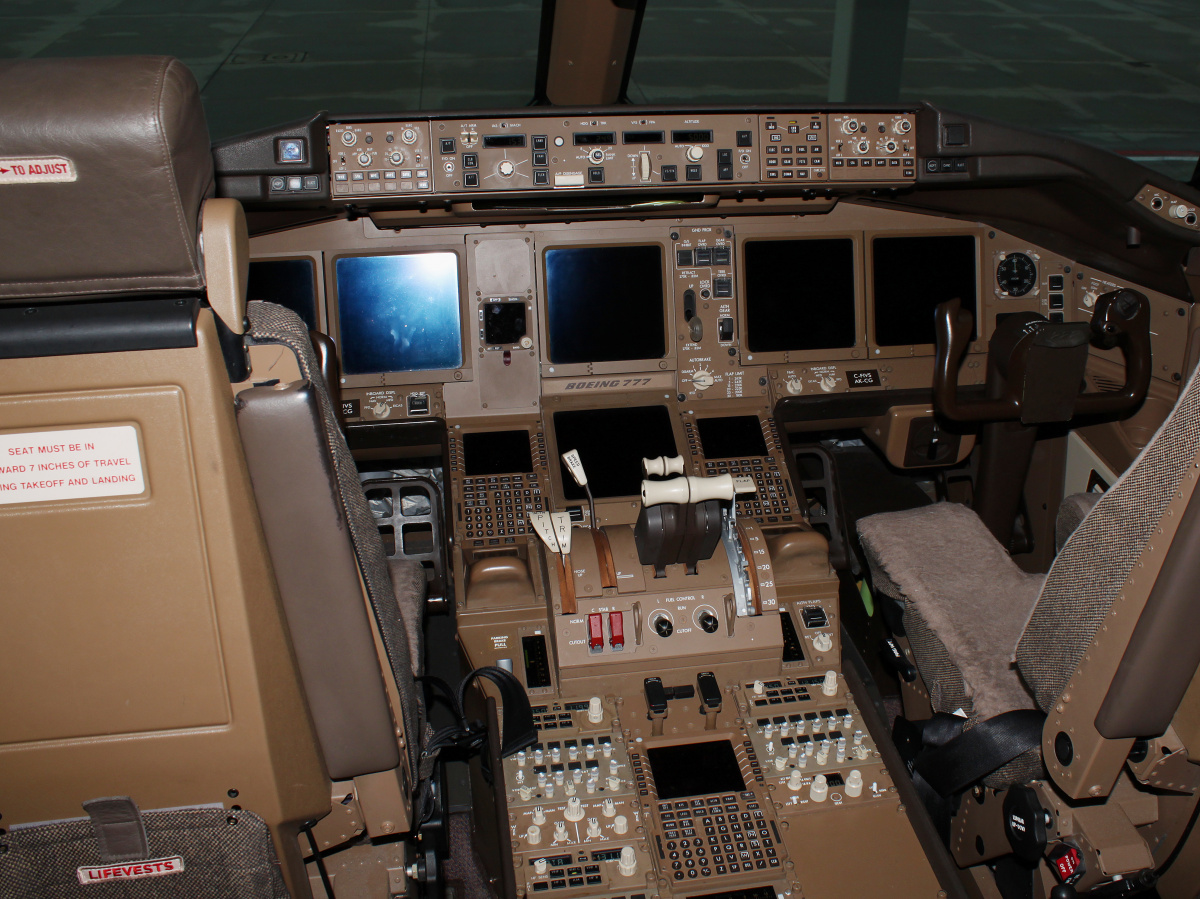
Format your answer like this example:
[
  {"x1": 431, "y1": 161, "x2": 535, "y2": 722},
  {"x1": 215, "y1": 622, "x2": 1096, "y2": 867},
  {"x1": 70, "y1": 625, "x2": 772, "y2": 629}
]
[{"x1": 328, "y1": 112, "x2": 918, "y2": 199}]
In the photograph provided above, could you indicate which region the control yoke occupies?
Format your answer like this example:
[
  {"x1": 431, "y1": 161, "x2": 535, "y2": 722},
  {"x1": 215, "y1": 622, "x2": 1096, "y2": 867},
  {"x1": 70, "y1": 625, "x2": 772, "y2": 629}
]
[{"x1": 933, "y1": 289, "x2": 1152, "y2": 425}]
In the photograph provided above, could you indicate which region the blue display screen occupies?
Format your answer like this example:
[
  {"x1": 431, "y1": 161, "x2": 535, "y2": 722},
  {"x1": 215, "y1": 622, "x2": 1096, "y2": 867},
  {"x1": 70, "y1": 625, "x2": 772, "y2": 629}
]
[{"x1": 335, "y1": 253, "x2": 463, "y2": 375}]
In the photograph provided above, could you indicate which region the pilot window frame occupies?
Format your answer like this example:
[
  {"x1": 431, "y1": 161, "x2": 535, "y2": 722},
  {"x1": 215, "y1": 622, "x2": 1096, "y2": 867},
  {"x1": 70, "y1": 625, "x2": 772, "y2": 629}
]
[
  {"x1": 539, "y1": 393, "x2": 686, "y2": 508},
  {"x1": 326, "y1": 242, "x2": 473, "y2": 389},
  {"x1": 735, "y1": 231, "x2": 866, "y2": 367},
  {"x1": 864, "y1": 227, "x2": 984, "y2": 358},
  {"x1": 246, "y1": 253, "x2": 326, "y2": 334},
  {"x1": 536, "y1": 231, "x2": 676, "y2": 379}
]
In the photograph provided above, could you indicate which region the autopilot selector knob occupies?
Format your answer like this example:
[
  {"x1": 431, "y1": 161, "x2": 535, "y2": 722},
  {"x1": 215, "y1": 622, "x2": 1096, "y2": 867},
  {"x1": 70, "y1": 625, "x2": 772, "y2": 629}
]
[
  {"x1": 698, "y1": 610, "x2": 719, "y2": 633},
  {"x1": 653, "y1": 614, "x2": 673, "y2": 638},
  {"x1": 686, "y1": 145, "x2": 705, "y2": 162},
  {"x1": 498, "y1": 159, "x2": 516, "y2": 177}
]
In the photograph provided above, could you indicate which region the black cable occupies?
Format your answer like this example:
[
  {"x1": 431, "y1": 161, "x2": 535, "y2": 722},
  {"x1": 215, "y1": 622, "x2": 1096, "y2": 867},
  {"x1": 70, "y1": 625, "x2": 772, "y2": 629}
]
[{"x1": 302, "y1": 824, "x2": 335, "y2": 899}]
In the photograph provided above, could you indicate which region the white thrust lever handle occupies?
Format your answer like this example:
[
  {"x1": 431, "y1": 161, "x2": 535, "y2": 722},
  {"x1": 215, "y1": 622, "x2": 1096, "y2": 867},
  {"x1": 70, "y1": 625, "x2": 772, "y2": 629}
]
[
  {"x1": 642, "y1": 454, "x2": 685, "y2": 477},
  {"x1": 640, "y1": 473, "x2": 757, "y2": 507}
]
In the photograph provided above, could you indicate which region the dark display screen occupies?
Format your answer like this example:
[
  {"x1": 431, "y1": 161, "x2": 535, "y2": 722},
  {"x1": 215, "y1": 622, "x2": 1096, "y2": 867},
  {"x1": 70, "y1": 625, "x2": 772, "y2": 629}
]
[
  {"x1": 696, "y1": 415, "x2": 769, "y2": 459},
  {"x1": 647, "y1": 741, "x2": 746, "y2": 800},
  {"x1": 573, "y1": 132, "x2": 616, "y2": 145},
  {"x1": 744, "y1": 239, "x2": 856, "y2": 352},
  {"x1": 462, "y1": 430, "x2": 534, "y2": 477},
  {"x1": 553, "y1": 405, "x2": 676, "y2": 500},
  {"x1": 544, "y1": 245, "x2": 666, "y2": 364},
  {"x1": 247, "y1": 258, "x2": 318, "y2": 331},
  {"x1": 872, "y1": 235, "x2": 978, "y2": 346},
  {"x1": 482, "y1": 134, "x2": 526, "y2": 148},
  {"x1": 334, "y1": 253, "x2": 462, "y2": 375},
  {"x1": 623, "y1": 130, "x2": 664, "y2": 144}
]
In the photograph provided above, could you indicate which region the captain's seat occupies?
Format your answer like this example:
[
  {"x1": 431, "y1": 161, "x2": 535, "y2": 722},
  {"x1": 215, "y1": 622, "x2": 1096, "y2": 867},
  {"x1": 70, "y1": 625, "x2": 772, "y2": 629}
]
[
  {"x1": 0, "y1": 55, "x2": 425, "y2": 898},
  {"x1": 857, "y1": 326, "x2": 1200, "y2": 885}
]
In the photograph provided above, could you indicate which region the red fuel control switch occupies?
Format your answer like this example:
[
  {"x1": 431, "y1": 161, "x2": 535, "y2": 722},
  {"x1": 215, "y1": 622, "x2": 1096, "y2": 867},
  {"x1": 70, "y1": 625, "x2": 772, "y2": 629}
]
[
  {"x1": 609, "y1": 612, "x2": 624, "y2": 651},
  {"x1": 587, "y1": 613, "x2": 604, "y2": 653}
]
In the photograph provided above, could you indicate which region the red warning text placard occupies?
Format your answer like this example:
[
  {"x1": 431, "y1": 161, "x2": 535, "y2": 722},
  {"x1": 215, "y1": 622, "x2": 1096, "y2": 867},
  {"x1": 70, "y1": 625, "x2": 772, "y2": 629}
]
[
  {"x1": 0, "y1": 425, "x2": 146, "y2": 505},
  {"x1": 0, "y1": 156, "x2": 77, "y2": 184}
]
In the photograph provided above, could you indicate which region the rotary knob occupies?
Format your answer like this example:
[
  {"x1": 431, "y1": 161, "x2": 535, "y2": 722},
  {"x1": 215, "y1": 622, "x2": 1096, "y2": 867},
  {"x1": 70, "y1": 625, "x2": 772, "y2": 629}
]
[
  {"x1": 371, "y1": 401, "x2": 391, "y2": 419},
  {"x1": 785, "y1": 375, "x2": 804, "y2": 395},
  {"x1": 691, "y1": 369, "x2": 714, "y2": 391},
  {"x1": 854, "y1": 139, "x2": 870, "y2": 154},
  {"x1": 653, "y1": 614, "x2": 673, "y2": 638},
  {"x1": 813, "y1": 632, "x2": 833, "y2": 653},
  {"x1": 388, "y1": 151, "x2": 403, "y2": 165},
  {"x1": 809, "y1": 774, "x2": 829, "y2": 802},
  {"x1": 498, "y1": 159, "x2": 516, "y2": 177},
  {"x1": 340, "y1": 130, "x2": 357, "y2": 146},
  {"x1": 401, "y1": 128, "x2": 418, "y2": 144},
  {"x1": 534, "y1": 858, "x2": 548, "y2": 874},
  {"x1": 686, "y1": 145, "x2": 705, "y2": 162},
  {"x1": 358, "y1": 152, "x2": 372, "y2": 166},
  {"x1": 698, "y1": 610, "x2": 719, "y2": 633}
]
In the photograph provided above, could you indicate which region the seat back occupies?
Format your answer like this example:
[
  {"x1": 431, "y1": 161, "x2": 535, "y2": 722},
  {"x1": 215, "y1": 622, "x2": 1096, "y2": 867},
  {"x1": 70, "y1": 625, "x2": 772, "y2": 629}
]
[
  {"x1": 1016, "y1": 358, "x2": 1200, "y2": 799},
  {"x1": 0, "y1": 56, "x2": 328, "y2": 896}
]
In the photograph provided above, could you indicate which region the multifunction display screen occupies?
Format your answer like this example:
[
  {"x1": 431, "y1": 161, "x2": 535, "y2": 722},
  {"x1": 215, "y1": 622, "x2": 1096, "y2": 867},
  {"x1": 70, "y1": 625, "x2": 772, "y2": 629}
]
[
  {"x1": 544, "y1": 245, "x2": 666, "y2": 364},
  {"x1": 462, "y1": 430, "x2": 535, "y2": 477},
  {"x1": 647, "y1": 740, "x2": 746, "y2": 800},
  {"x1": 335, "y1": 252, "x2": 462, "y2": 375},
  {"x1": 247, "y1": 258, "x2": 319, "y2": 331},
  {"x1": 744, "y1": 238, "x2": 856, "y2": 352},
  {"x1": 872, "y1": 235, "x2": 978, "y2": 346},
  {"x1": 553, "y1": 405, "x2": 676, "y2": 499}
]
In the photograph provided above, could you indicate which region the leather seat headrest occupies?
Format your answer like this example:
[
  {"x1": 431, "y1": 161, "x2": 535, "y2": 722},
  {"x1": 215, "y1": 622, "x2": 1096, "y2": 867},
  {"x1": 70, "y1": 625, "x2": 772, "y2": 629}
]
[{"x1": 0, "y1": 56, "x2": 213, "y2": 301}]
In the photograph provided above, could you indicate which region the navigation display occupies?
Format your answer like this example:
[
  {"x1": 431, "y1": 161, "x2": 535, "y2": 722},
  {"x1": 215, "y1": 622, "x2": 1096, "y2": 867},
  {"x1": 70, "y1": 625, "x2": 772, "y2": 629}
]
[
  {"x1": 247, "y1": 258, "x2": 318, "y2": 331},
  {"x1": 696, "y1": 415, "x2": 769, "y2": 459},
  {"x1": 545, "y1": 245, "x2": 666, "y2": 364},
  {"x1": 872, "y1": 235, "x2": 978, "y2": 346},
  {"x1": 647, "y1": 740, "x2": 746, "y2": 800},
  {"x1": 744, "y1": 238, "x2": 857, "y2": 352},
  {"x1": 462, "y1": 430, "x2": 534, "y2": 477},
  {"x1": 553, "y1": 405, "x2": 676, "y2": 499},
  {"x1": 335, "y1": 252, "x2": 462, "y2": 375}
]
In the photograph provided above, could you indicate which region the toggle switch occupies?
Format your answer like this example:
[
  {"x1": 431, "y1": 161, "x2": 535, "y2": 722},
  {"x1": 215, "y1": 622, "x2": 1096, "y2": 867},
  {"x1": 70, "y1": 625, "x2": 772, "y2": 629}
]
[
  {"x1": 588, "y1": 614, "x2": 604, "y2": 653},
  {"x1": 609, "y1": 612, "x2": 624, "y2": 650}
]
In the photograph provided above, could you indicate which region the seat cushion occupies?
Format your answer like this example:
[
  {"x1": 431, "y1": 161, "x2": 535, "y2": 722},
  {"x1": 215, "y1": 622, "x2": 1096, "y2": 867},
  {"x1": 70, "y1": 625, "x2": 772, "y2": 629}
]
[
  {"x1": 859, "y1": 503, "x2": 1043, "y2": 720},
  {"x1": 859, "y1": 503, "x2": 1046, "y2": 785}
]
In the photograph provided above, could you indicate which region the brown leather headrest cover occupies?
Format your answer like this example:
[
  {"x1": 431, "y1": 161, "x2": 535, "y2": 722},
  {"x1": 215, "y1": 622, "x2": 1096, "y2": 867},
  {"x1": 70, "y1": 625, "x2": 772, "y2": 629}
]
[{"x1": 0, "y1": 57, "x2": 213, "y2": 300}]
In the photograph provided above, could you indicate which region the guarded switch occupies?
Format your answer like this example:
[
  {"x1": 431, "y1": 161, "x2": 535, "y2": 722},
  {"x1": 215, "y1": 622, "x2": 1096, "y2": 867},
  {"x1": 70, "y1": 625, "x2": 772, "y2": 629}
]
[
  {"x1": 588, "y1": 614, "x2": 604, "y2": 653},
  {"x1": 609, "y1": 612, "x2": 624, "y2": 650}
]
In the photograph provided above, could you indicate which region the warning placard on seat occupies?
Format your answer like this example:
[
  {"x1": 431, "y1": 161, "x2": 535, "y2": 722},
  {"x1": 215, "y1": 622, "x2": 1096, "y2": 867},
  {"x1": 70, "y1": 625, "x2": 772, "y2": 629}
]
[{"x1": 0, "y1": 425, "x2": 146, "y2": 505}]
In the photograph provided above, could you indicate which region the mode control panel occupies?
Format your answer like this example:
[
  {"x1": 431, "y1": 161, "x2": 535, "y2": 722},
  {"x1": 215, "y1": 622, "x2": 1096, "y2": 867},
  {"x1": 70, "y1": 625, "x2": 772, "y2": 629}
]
[
  {"x1": 328, "y1": 110, "x2": 919, "y2": 199},
  {"x1": 430, "y1": 114, "x2": 758, "y2": 192}
]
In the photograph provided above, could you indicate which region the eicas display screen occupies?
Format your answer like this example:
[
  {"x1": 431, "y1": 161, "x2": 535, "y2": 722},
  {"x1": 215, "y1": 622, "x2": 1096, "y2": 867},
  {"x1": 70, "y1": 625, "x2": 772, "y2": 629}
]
[
  {"x1": 247, "y1": 258, "x2": 319, "y2": 331},
  {"x1": 696, "y1": 415, "x2": 769, "y2": 459},
  {"x1": 553, "y1": 405, "x2": 676, "y2": 500},
  {"x1": 872, "y1": 235, "x2": 978, "y2": 346},
  {"x1": 335, "y1": 253, "x2": 462, "y2": 375},
  {"x1": 647, "y1": 740, "x2": 746, "y2": 800},
  {"x1": 744, "y1": 238, "x2": 856, "y2": 352},
  {"x1": 544, "y1": 245, "x2": 666, "y2": 364},
  {"x1": 462, "y1": 430, "x2": 534, "y2": 477}
]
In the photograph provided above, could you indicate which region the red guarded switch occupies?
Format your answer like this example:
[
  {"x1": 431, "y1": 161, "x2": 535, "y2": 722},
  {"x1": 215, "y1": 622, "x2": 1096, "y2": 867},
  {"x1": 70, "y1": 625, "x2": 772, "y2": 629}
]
[
  {"x1": 588, "y1": 613, "x2": 604, "y2": 652},
  {"x1": 609, "y1": 612, "x2": 625, "y2": 650}
]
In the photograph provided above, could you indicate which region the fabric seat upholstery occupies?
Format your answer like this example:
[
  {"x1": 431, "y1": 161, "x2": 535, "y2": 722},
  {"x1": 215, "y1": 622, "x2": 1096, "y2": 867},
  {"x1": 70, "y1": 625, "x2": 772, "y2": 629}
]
[{"x1": 858, "y1": 503, "x2": 1045, "y2": 785}]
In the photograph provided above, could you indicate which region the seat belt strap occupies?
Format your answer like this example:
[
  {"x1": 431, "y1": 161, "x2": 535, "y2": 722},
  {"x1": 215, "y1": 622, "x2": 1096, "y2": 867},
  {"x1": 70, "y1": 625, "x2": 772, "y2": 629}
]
[{"x1": 915, "y1": 709, "x2": 1046, "y2": 797}]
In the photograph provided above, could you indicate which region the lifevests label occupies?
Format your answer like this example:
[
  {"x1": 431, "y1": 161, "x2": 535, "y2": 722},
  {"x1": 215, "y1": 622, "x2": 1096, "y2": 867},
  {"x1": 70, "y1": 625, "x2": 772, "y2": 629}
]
[{"x1": 77, "y1": 856, "x2": 185, "y2": 885}]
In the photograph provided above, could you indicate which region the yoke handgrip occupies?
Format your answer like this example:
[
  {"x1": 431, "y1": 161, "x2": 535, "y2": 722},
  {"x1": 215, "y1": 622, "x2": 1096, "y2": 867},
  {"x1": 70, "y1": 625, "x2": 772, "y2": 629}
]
[{"x1": 933, "y1": 290, "x2": 1153, "y2": 424}]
